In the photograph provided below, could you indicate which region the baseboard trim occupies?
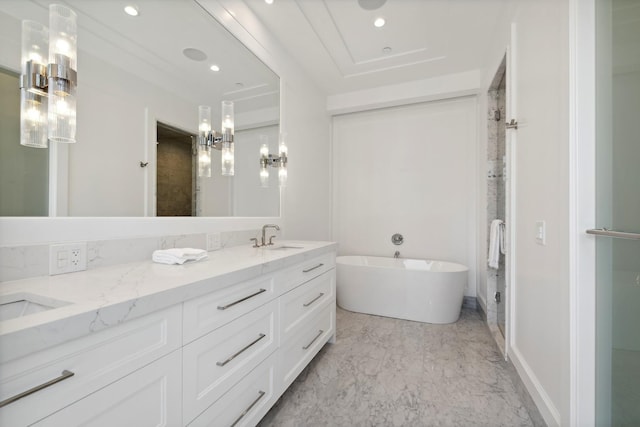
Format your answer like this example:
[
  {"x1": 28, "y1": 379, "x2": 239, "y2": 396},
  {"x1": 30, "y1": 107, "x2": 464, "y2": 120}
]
[{"x1": 510, "y1": 345, "x2": 561, "y2": 427}]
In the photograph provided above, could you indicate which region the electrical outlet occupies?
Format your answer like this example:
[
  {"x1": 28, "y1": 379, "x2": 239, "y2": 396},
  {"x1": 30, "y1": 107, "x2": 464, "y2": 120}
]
[
  {"x1": 207, "y1": 232, "x2": 221, "y2": 251},
  {"x1": 50, "y1": 242, "x2": 87, "y2": 275}
]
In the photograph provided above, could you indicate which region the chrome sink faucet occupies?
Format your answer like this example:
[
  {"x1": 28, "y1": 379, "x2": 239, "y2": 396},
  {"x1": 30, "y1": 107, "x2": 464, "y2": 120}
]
[
  {"x1": 261, "y1": 224, "x2": 280, "y2": 246},
  {"x1": 394, "y1": 251, "x2": 400, "y2": 259}
]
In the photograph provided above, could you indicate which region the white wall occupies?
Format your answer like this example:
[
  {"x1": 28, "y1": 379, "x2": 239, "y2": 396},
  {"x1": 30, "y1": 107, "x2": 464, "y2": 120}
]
[
  {"x1": 233, "y1": 124, "x2": 279, "y2": 217},
  {"x1": 72, "y1": 52, "x2": 202, "y2": 216},
  {"x1": 481, "y1": 1, "x2": 571, "y2": 425},
  {"x1": 332, "y1": 98, "x2": 478, "y2": 297}
]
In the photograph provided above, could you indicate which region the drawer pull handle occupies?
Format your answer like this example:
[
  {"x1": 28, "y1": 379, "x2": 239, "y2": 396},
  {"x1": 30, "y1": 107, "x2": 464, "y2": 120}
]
[
  {"x1": 217, "y1": 334, "x2": 266, "y2": 367},
  {"x1": 218, "y1": 288, "x2": 267, "y2": 310},
  {"x1": 0, "y1": 370, "x2": 75, "y2": 408},
  {"x1": 302, "y1": 330, "x2": 324, "y2": 350},
  {"x1": 230, "y1": 390, "x2": 266, "y2": 427},
  {"x1": 303, "y1": 263, "x2": 324, "y2": 273},
  {"x1": 303, "y1": 293, "x2": 325, "y2": 307}
]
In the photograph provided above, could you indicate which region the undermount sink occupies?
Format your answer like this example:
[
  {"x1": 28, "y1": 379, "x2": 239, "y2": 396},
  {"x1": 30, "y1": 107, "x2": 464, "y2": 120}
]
[
  {"x1": 0, "y1": 292, "x2": 71, "y2": 322},
  {"x1": 264, "y1": 245, "x2": 305, "y2": 250}
]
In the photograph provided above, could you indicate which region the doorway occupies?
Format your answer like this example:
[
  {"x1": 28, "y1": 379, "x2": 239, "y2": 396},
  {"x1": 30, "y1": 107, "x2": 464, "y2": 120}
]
[
  {"x1": 156, "y1": 122, "x2": 197, "y2": 216},
  {"x1": 487, "y1": 56, "x2": 507, "y2": 339}
]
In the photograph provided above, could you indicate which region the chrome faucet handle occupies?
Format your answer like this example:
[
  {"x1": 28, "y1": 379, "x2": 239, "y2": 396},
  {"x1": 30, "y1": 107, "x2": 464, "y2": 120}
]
[
  {"x1": 249, "y1": 238, "x2": 260, "y2": 248},
  {"x1": 268, "y1": 236, "x2": 276, "y2": 246}
]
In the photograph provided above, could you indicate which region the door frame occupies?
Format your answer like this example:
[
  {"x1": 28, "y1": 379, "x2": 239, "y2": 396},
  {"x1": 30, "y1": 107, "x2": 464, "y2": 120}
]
[{"x1": 569, "y1": 0, "x2": 597, "y2": 425}]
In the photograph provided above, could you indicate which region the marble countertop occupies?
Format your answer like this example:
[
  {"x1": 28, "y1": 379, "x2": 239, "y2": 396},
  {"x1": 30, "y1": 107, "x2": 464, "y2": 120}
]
[{"x1": 0, "y1": 241, "x2": 337, "y2": 363}]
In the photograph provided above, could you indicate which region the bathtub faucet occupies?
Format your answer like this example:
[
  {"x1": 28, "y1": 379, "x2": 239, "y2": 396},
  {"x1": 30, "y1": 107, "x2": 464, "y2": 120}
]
[{"x1": 394, "y1": 251, "x2": 400, "y2": 259}]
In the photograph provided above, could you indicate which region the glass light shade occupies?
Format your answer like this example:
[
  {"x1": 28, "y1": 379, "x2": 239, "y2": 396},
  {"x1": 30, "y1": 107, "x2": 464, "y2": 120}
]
[
  {"x1": 260, "y1": 140, "x2": 270, "y2": 187},
  {"x1": 221, "y1": 100, "x2": 234, "y2": 139},
  {"x1": 260, "y1": 142, "x2": 269, "y2": 158},
  {"x1": 48, "y1": 4, "x2": 77, "y2": 144},
  {"x1": 21, "y1": 20, "x2": 48, "y2": 94},
  {"x1": 278, "y1": 167, "x2": 287, "y2": 188},
  {"x1": 198, "y1": 105, "x2": 211, "y2": 145},
  {"x1": 48, "y1": 5, "x2": 77, "y2": 70},
  {"x1": 20, "y1": 20, "x2": 49, "y2": 148},
  {"x1": 260, "y1": 167, "x2": 269, "y2": 188},
  {"x1": 20, "y1": 90, "x2": 48, "y2": 148},
  {"x1": 221, "y1": 141, "x2": 234, "y2": 176},
  {"x1": 48, "y1": 84, "x2": 76, "y2": 143},
  {"x1": 278, "y1": 132, "x2": 288, "y2": 187},
  {"x1": 198, "y1": 145, "x2": 211, "y2": 178},
  {"x1": 279, "y1": 132, "x2": 288, "y2": 157}
]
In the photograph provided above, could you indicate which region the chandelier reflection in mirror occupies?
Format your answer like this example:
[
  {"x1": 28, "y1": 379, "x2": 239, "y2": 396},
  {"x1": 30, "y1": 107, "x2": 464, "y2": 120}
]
[
  {"x1": 198, "y1": 101, "x2": 234, "y2": 177},
  {"x1": 20, "y1": 4, "x2": 78, "y2": 148},
  {"x1": 259, "y1": 132, "x2": 288, "y2": 188}
]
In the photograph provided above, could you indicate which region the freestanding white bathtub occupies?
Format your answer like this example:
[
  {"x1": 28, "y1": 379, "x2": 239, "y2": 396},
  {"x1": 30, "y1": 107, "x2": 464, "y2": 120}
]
[{"x1": 336, "y1": 256, "x2": 468, "y2": 324}]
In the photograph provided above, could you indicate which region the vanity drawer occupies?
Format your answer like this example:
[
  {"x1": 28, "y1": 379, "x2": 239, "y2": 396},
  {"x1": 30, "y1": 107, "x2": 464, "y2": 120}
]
[
  {"x1": 183, "y1": 273, "x2": 276, "y2": 344},
  {"x1": 188, "y1": 351, "x2": 277, "y2": 427},
  {"x1": 0, "y1": 304, "x2": 181, "y2": 427},
  {"x1": 278, "y1": 251, "x2": 336, "y2": 295},
  {"x1": 280, "y1": 303, "x2": 335, "y2": 390},
  {"x1": 33, "y1": 350, "x2": 182, "y2": 427},
  {"x1": 280, "y1": 270, "x2": 335, "y2": 341},
  {"x1": 183, "y1": 300, "x2": 278, "y2": 425}
]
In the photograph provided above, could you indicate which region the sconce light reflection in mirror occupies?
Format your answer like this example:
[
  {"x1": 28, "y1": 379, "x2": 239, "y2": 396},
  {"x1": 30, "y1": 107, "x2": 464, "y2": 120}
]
[
  {"x1": 19, "y1": 4, "x2": 78, "y2": 148},
  {"x1": 198, "y1": 101, "x2": 234, "y2": 177},
  {"x1": 259, "y1": 132, "x2": 288, "y2": 188}
]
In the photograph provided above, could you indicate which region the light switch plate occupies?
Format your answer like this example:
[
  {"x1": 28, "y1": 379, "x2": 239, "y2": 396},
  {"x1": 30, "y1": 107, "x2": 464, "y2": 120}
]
[
  {"x1": 535, "y1": 221, "x2": 546, "y2": 245},
  {"x1": 50, "y1": 242, "x2": 88, "y2": 275}
]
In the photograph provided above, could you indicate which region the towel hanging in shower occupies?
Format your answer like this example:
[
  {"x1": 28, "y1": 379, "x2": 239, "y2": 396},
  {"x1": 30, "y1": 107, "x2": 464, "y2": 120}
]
[{"x1": 488, "y1": 219, "x2": 505, "y2": 269}]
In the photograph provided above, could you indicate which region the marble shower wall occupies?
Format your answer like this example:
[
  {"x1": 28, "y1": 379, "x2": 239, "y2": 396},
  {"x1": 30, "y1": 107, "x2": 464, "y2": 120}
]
[
  {"x1": 0, "y1": 228, "x2": 266, "y2": 282},
  {"x1": 486, "y1": 66, "x2": 507, "y2": 326}
]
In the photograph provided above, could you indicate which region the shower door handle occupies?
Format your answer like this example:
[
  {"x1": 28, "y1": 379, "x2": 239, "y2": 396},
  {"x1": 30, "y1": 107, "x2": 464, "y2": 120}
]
[{"x1": 586, "y1": 228, "x2": 640, "y2": 240}]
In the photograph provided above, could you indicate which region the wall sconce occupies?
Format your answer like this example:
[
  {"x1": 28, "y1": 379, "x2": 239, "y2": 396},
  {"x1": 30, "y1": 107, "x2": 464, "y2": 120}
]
[
  {"x1": 19, "y1": 4, "x2": 77, "y2": 148},
  {"x1": 259, "y1": 132, "x2": 288, "y2": 188},
  {"x1": 198, "y1": 101, "x2": 234, "y2": 177}
]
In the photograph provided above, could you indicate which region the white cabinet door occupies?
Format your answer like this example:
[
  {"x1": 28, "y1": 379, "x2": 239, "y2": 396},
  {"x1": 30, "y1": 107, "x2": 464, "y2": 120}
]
[
  {"x1": 34, "y1": 350, "x2": 182, "y2": 427},
  {"x1": 183, "y1": 300, "x2": 278, "y2": 425},
  {"x1": 0, "y1": 305, "x2": 182, "y2": 427},
  {"x1": 188, "y1": 352, "x2": 278, "y2": 427}
]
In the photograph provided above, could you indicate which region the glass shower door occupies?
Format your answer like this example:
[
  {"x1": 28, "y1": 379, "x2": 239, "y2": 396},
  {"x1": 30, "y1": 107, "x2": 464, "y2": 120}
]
[{"x1": 592, "y1": 0, "x2": 640, "y2": 424}]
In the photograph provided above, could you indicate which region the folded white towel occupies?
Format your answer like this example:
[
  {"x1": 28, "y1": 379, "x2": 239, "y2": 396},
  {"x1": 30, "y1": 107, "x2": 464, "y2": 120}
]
[
  {"x1": 152, "y1": 248, "x2": 208, "y2": 265},
  {"x1": 488, "y1": 219, "x2": 504, "y2": 269}
]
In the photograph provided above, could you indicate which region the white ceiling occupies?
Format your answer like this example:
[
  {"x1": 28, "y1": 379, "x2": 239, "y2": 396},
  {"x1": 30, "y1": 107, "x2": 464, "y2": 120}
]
[
  {"x1": 243, "y1": 0, "x2": 508, "y2": 95},
  {"x1": 0, "y1": 0, "x2": 280, "y2": 114}
]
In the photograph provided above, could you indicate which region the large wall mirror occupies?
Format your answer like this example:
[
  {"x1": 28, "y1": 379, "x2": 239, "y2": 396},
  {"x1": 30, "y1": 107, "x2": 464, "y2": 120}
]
[{"x1": 0, "y1": 0, "x2": 280, "y2": 218}]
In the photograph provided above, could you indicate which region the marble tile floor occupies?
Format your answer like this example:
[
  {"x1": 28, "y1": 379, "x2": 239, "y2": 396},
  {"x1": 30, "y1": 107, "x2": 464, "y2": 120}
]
[{"x1": 258, "y1": 307, "x2": 545, "y2": 427}]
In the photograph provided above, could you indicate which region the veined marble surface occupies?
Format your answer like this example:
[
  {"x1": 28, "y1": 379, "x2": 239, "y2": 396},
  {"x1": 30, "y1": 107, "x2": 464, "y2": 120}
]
[
  {"x1": 0, "y1": 241, "x2": 336, "y2": 363},
  {"x1": 259, "y1": 307, "x2": 545, "y2": 427}
]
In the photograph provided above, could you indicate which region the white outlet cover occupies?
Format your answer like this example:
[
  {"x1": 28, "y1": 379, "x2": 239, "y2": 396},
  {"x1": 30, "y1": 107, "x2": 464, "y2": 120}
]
[{"x1": 50, "y1": 242, "x2": 88, "y2": 275}]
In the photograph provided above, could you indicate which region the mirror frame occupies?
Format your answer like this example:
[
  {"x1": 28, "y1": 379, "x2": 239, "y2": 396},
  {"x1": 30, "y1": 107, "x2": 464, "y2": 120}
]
[{"x1": 0, "y1": 0, "x2": 286, "y2": 246}]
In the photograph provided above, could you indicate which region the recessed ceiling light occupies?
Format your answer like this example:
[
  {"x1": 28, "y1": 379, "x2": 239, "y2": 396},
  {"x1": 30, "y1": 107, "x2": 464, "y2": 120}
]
[
  {"x1": 183, "y1": 48, "x2": 207, "y2": 62},
  {"x1": 265, "y1": 0, "x2": 274, "y2": 4},
  {"x1": 210, "y1": 64, "x2": 220, "y2": 72},
  {"x1": 124, "y1": 5, "x2": 139, "y2": 16},
  {"x1": 374, "y1": 17, "x2": 385, "y2": 28}
]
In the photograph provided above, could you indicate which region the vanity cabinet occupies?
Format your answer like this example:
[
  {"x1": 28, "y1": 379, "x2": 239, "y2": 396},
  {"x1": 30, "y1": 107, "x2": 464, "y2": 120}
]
[
  {"x1": 32, "y1": 350, "x2": 182, "y2": 427},
  {"x1": 0, "y1": 245, "x2": 336, "y2": 427},
  {"x1": 183, "y1": 251, "x2": 336, "y2": 426},
  {"x1": 0, "y1": 305, "x2": 182, "y2": 426}
]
